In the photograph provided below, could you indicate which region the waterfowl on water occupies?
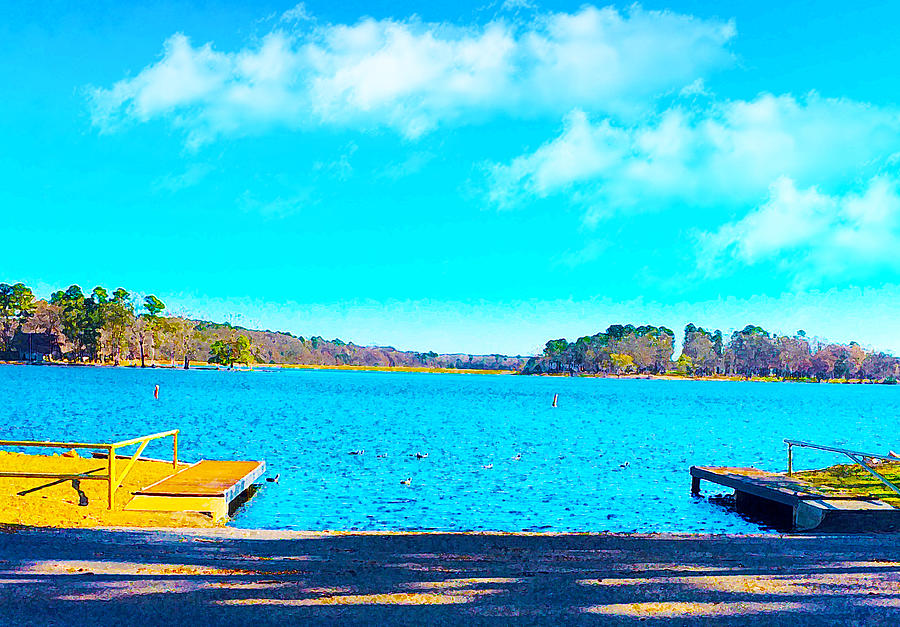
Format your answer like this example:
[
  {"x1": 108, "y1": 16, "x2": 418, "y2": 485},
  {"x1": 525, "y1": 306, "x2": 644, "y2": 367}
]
[
  {"x1": 400, "y1": 477, "x2": 412, "y2": 485},
  {"x1": 416, "y1": 452, "x2": 428, "y2": 459},
  {"x1": 348, "y1": 449, "x2": 365, "y2": 455},
  {"x1": 482, "y1": 464, "x2": 493, "y2": 469},
  {"x1": 619, "y1": 461, "x2": 630, "y2": 468},
  {"x1": 512, "y1": 454, "x2": 521, "y2": 461},
  {"x1": 266, "y1": 473, "x2": 280, "y2": 483}
]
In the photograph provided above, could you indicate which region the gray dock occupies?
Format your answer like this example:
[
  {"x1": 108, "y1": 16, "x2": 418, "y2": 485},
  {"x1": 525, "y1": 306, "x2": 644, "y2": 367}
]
[{"x1": 691, "y1": 465, "x2": 900, "y2": 532}]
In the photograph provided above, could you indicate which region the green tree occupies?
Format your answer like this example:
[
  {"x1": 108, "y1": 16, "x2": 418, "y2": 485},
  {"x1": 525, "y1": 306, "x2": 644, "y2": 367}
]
[
  {"x1": 682, "y1": 324, "x2": 723, "y2": 376},
  {"x1": 0, "y1": 282, "x2": 36, "y2": 352},
  {"x1": 142, "y1": 294, "x2": 166, "y2": 366},
  {"x1": 676, "y1": 353, "x2": 694, "y2": 375},
  {"x1": 82, "y1": 286, "x2": 108, "y2": 361},
  {"x1": 728, "y1": 324, "x2": 777, "y2": 377},
  {"x1": 143, "y1": 294, "x2": 165, "y2": 318},
  {"x1": 610, "y1": 353, "x2": 634, "y2": 376},
  {"x1": 233, "y1": 334, "x2": 253, "y2": 366},
  {"x1": 102, "y1": 288, "x2": 134, "y2": 365},
  {"x1": 209, "y1": 334, "x2": 254, "y2": 368},
  {"x1": 50, "y1": 285, "x2": 86, "y2": 360},
  {"x1": 543, "y1": 338, "x2": 570, "y2": 372}
]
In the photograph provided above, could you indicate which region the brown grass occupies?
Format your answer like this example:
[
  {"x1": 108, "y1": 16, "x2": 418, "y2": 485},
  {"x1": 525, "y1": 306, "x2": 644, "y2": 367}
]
[{"x1": 794, "y1": 461, "x2": 900, "y2": 507}]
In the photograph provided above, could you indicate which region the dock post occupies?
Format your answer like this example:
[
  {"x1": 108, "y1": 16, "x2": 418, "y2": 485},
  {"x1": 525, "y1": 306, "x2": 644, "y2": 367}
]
[
  {"x1": 108, "y1": 445, "x2": 116, "y2": 510},
  {"x1": 691, "y1": 476, "x2": 701, "y2": 495},
  {"x1": 787, "y1": 443, "x2": 793, "y2": 476},
  {"x1": 173, "y1": 431, "x2": 179, "y2": 469}
]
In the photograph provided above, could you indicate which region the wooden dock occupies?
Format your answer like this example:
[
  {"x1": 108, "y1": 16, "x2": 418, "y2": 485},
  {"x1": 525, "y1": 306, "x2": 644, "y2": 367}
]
[
  {"x1": 691, "y1": 465, "x2": 900, "y2": 532},
  {"x1": 125, "y1": 460, "x2": 266, "y2": 521}
]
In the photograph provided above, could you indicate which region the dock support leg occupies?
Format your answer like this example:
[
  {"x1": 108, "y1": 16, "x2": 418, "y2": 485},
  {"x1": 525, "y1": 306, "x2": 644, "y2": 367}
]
[
  {"x1": 691, "y1": 476, "x2": 701, "y2": 495},
  {"x1": 108, "y1": 446, "x2": 116, "y2": 510}
]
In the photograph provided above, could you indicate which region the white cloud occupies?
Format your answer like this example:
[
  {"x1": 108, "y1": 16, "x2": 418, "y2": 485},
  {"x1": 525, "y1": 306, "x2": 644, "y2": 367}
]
[
  {"x1": 698, "y1": 176, "x2": 900, "y2": 285},
  {"x1": 280, "y1": 3, "x2": 313, "y2": 24},
  {"x1": 501, "y1": 0, "x2": 537, "y2": 10},
  {"x1": 488, "y1": 92, "x2": 900, "y2": 283},
  {"x1": 152, "y1": 162, "x2": 214, "y2": 193},
  {"x1": 88, "y1": 5, "x2": 734, "y2": 143},
  {"x1": 240, "y1": 189, "x2": 313, "y2": 219},
  {"x1": 488, "y1": 93, "x2": 900, "y2": 218}
]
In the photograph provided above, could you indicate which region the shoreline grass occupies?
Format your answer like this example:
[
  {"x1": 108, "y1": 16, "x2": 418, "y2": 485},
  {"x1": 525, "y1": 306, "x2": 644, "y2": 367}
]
[{"x1": 794, "y1": 461, "x2": 900, "y2": 507}]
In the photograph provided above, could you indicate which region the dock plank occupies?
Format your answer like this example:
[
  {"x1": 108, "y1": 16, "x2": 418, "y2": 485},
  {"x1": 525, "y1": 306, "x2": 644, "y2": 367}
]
[
  {"x1": 135, "y1": 460, "x2": 265, "y2": 498},
  {"x1": 691, "y1": 466, "x2": 872, "y2": 505}
]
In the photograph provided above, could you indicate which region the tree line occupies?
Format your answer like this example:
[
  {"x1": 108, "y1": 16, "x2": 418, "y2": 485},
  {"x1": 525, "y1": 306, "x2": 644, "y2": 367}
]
[
  {"x1": 0, "y1": 282, "x2": 254, "y2": 368},
  {"x1": 0, "y1": 281, "x2": 529, "y2": 370},
  {"x1": 524, "y1": 323, "x2": 900, "y2": 382}
]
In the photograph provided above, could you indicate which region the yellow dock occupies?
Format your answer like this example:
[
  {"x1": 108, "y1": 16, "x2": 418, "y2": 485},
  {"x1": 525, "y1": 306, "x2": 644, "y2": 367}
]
[{"x1": 125, "y1": 459, "x2": 266, "y2": 521}]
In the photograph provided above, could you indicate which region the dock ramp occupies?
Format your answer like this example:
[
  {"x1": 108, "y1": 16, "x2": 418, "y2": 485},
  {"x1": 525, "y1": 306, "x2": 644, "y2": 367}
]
[
  {"x1": 125, "y1": 460, "x2": 266, "y2": 520},
  {"x1": 691, "y1": 465, "x2": 900, "y2": 532}
]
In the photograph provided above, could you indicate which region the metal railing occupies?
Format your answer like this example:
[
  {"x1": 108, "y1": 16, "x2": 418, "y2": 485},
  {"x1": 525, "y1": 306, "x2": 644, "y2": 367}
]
[
  {"x1": 0, "y1": 430, "x2": 179, "y2": 509},
  {"x1": 784, "y1": 439, "x2": 900, "y2": 497}
]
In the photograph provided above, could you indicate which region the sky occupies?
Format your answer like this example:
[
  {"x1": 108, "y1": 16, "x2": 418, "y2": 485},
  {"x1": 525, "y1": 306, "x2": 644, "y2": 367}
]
[{"x1": 3, "y1": 1, "x2": 900, "y2": 355}]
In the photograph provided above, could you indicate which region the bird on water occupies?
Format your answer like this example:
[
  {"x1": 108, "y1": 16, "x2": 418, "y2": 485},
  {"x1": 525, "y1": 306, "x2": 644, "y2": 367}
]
[{"x1": 400, "y1": 477, "x2": 412, "y2": 485}]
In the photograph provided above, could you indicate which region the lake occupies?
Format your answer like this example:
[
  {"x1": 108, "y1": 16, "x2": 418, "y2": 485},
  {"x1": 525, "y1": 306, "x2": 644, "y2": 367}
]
[{"x1": 2, "y1": 365, "x2": 898, "y2": 533}]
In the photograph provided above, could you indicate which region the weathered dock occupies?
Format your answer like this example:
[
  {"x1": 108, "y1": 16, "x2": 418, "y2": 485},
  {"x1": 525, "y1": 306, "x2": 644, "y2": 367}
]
[
  {"x1": 126, "y1": 459, "x2": 266, "y2": 520},
  {"x1": 0, "y1": 430, "x2": 266, "y2": 522},
  {"x1": 691, "y1": 465, "x2": 900, "y2": 532}
]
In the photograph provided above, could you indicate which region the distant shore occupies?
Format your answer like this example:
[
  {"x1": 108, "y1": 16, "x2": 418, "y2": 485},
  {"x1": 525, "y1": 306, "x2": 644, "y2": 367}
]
[
  {"x1": 518, "y1": 371, "x2": 897, "y2": 384},
  {"x1": 0, "y1": 360, "x2": 518, "y2": 375},
  {"x1": 3, "y1": 360, "x2": 898, "y2": 383}
]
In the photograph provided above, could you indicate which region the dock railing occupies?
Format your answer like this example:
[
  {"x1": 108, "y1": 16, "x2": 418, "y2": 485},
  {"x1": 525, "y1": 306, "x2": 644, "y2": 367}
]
[
  {"x1": 784, "y1": 439, "x2": 900, "y2": 497},
  {"x1": 0, "y1": 430, "x2": 179, "y2": 509}
]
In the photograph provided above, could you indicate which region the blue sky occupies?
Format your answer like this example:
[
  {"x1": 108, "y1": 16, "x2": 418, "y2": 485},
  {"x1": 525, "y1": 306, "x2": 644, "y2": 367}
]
[{"x1": 4, "y1": 1, "x2": 900, "y2": 355}]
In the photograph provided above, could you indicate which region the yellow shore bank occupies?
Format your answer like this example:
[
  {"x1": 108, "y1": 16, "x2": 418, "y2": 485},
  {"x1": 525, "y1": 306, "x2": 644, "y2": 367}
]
[{"x1": 0, "y1": 451, "x2": 217, "y2": 528}]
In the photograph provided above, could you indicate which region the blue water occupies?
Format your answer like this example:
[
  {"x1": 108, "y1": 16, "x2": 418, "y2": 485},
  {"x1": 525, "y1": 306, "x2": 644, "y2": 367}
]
[{"x1": 2, "y1": 365, "x2": 899, "y2": 533}]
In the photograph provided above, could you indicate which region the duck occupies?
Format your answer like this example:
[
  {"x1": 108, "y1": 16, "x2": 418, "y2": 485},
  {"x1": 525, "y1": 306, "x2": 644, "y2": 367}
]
[
  {"x1": 619, "y1": 461, "x2": 630, "y2": 468},
  {"x1": 400, "y1": 477, "x2": 412, "y2": 485},
  {"x1": 348, "y1": 449, "x2": 365, "y2": 455},
  {"x1": 266, "y1": 473, "x2": 280, "y2": 483},
  {"x1": 512, "y1": 454, "x2": 522, "y2": 461},
  {"x1": 416, "y1": 452, "x2": 428, "y2": 459},
  {"x1": 482, "y1": 464, "x2": 493, "y2": 470},
  {"x1": 377, "y1": 454, "x2": 387, "y2": 458}
]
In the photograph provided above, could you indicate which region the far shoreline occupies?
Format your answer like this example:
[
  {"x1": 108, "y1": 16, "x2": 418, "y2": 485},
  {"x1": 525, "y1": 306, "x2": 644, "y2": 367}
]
[
  {"x1": 0, "y1": 360, "x2": 518, "y2": 375},
  {"x1": 2, "y1": 360, "x2": 897, "y2": 383}
]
